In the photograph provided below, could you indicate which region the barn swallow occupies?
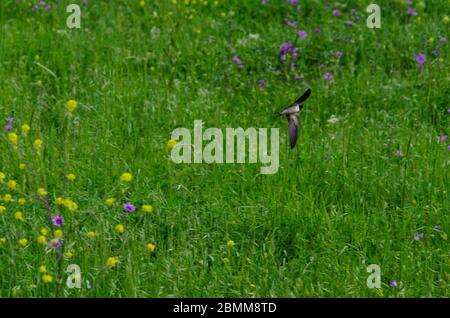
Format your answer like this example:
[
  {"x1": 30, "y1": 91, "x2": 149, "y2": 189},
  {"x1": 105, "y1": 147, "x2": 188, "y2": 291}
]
[{"x1": 276, "y1": 88, "x2": 311, "y2": 149}]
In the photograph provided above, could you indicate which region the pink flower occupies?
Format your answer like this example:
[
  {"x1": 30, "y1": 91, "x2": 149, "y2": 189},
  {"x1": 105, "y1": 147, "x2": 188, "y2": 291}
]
[
  {"x1": 323, "y1": 72, "x2": 333, "y2": 80},
  {"x1": 332, "y1": 9, "x2": 341, "y2": 17},
  {"x1": 298, "y1": 30, "x2": 307, "y2": 38}
]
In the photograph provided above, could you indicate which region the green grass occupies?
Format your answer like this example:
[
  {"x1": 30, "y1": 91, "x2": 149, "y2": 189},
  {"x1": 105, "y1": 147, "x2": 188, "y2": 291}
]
[{"x1": 0, "y1": 0, "x2": 448, "y2": 297}]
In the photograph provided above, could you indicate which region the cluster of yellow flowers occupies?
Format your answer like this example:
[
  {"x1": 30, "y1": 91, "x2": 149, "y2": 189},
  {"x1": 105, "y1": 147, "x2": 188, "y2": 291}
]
[
  {"x1": 1, "y1": 99, "x2": 164, "y2": 285},
  {"x1": 55, "y1": 197, "x2": 78, "y2": 212},
  {"x1": 39, "y1": 266, "x2": 53, "y2": 283}
]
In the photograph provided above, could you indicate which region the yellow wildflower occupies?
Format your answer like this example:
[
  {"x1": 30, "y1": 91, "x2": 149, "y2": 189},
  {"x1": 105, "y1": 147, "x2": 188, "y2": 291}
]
[
  {"x1": 115, "y1": 224, "x2": 125, "y2": 234},
  {"x1": 7, "y1": 180, "x2": 17, "y2": 191},
  {"x1": 37, "y1": 235, "x2": 47, "y2": 245},
  {"x1": 0, "y1": 205, "x2": 6, "y2": 214},
  {"x1": 19, "y1": 163, "x2": 26, "y2": 170},
  {"x1": 0, "y1": 171, "x2": 5, "y2": 182},
  {"x1": 18, "y1": 198, "x2": 26, "y2": 205},
  {"x1": 42, "y1": 274, "x2": 53, "y2": 283},
  {"x1": 39, "y1": 265, "x2": 47, "y2": 273},
  {"x1": 120, "y1": 172, "x2": 133, "y2": 182},
  {"x1": 40, "y1": 228, "x2": 49, "y2": 236},
  {"x1": 139, "y1": 0, "x2": 145, "y2": 6},
  {"x1": 87, "y1": 231, "x2": 96, "y2": 238},
  {"x1": 14, "y1": 211, "x2": 24, "y2": 221},
  {"x1": 54, "y1": 229, "x2": 63, "y2": 238},
  {"x1": 142, "y1": 204, "x2": 154, "y2": 213},
  {"x1": 55, "y1": 197, "x2": 64, "y2": 205},
  {"x1": 444, "y1": 15, "x2": 449, "y2": 24},
  {"x1": 64, "y1": 251, "x2": 73, "y2": 258},
  {"x1": 147, "y1": 242, "x2": 157, "y2": 252},
  {"x1": 226, "y1": 240, "x2": 235, "y2": 248},
  {"x1": 106, "y1": 256, "x2": 119, "y2": 268},
  {"x1": 165, "y1": 139, "x2": 177, "y2": 151},
  {"x1": 67, "y1": 100, "x2": 77, "y2": 112},
  {"x1": 8, "y1": 133, "x2": 18, "y2": 145},
  {"x1": 66, "y1": 173, "x2": 76, "y2": 181},
  {"x1": 63, "y1": 198, "x2": 78, "y2": 212},
  {"x1": 34, "y1": 139, "x2": 43, "y2": 151},
  {"x1": 0, "y1": 237, "x2": 6, "y2": 245},
  {"x1": 3, "y1": 194, "x2": 13, "y2": 202},
  {"x1": 37, "y1": 188, "x2": 48, "y2": 197},
  {"x1": 19, "y1": 238, "x2": 28, "y2": 247},
  {"x1": 105, "y1": 198, "x2": 115, "y2": 206},
  {"x1": 21, "y1": 124, "x2": 30, "y2": 136}
]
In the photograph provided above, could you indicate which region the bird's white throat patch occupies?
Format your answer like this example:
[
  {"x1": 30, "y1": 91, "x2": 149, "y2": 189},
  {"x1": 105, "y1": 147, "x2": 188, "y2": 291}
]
[{"x1": 170, "y1": 120, "x2": 279, "y2": 175}]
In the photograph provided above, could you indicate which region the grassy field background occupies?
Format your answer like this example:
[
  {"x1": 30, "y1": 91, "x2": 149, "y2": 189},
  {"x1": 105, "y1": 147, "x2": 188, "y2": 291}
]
[{"x1": 0, "y1": 0, "x2": 448, "y2": 297}]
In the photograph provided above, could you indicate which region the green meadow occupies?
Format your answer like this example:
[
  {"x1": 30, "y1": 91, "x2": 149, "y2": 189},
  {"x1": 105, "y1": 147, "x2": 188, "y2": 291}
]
[{"x1": 0, "y1": 0, "x2": 448, "y2": 297}]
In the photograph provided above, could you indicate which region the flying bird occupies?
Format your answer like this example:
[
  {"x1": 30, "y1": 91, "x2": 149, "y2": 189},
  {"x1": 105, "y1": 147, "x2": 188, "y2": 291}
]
[{"x1": 276, "y1": 88, "x2": 311, "y2": 149}]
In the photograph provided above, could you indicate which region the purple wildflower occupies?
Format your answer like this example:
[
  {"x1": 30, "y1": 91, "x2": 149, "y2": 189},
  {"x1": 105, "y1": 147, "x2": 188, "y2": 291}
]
[
  {"x1": 319, "y1": 64, "x2": 325, "y2": 70},
  {"x1": 280, "y1": 42, "x2": 293, "y2": 54},
  {"x1": 448, "y1": 145, "x2": 450, "y2": 151},
  {"x1": 123, "y1": 202, "x2": 136, "y2": 213},
  {"x1": 44, "y1": 5, "x2": 51, "y2": 11},
  {"x1": 4, "y1": 125, "x2": 12, "y2": 132},
  {"x1": 50, "y1": 239, "x2": 62, "y2": 249},
  {"x1": 52, "y1": 215, "x2": 65, "y2": 227},
  {"x1": 290, "y1": 0, "x2": 298, "y2": 5},
  {"x1": 298, "y1": 30, "x2": 307, "y2": 39},
  {"x1": 448, "y1": 109, "x2": 450, "y2": 114},
  {"x1": 286, "y1": 21, "x2": 298, "y2": 27},
  {"x1": 4, "y1": 117, "x2": 13, "y2": 123},
  {"x1": 407, "y1": 7, "x2": 418, "y2": 16},
  {"x1": 440, "y1": 135, "x2": 448, "y2": 142},
  {"x1": 324, "y1": 2, "x2": 330, "y2": 7},
  {"x1": 335, "y1": 51, "x2": 343, "y2": 58},
  {"x1": 390, "y1": 280, "x2": 398, "y2": 288},
  {"x1": 232, "y1": 55, "x2": 244, "y2": 68},
  {"x1": 39, "y1": 0, "x2": 46, "y2": 6},
  {"x1": 261, "y1": 0, "x2": 268, "y2": 4},
  {"x1": 415, "y1": 54, "x2": 426, "y2": 70},
  {"x1": 350, "y1": 8, "x2": 357, "y2": 15},
  {"x1": 414, "y1": 233, "x2": 424, "y2": 241},
  {"x1": 279, "y1": 42, "x2": 297, "y2": 64},
  {"x1": 332, "y1": 9, "x2": 341, "y2": 17},
  {"x1": 258, "y1": 79, "x2": 266, "y2": 87},
  {"x1": 406, "y1": 0, "x2": 412, "y2": 4},
  {"x1": 395, "y1": 150, "x2": 404, "y2": 157},
  {"x1": 434, "y1": 225, "x2": 441, "y2": 231},
  {"x1": 315, "y1": 27, "x2": 321, "y2": 33},
  {"x1": 323, "y1": 72, "x2": 333, "y2": 80}
]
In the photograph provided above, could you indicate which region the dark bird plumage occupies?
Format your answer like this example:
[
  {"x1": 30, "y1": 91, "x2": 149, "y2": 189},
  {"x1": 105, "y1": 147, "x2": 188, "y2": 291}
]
[{"x1": 276, "y1": 88, "x2": 311, "y2": 149}]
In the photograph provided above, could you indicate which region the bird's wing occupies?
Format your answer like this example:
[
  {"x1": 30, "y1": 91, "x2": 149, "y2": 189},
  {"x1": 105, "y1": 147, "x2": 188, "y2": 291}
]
[
  {"x1": 276, "y1": 89, "x2": 311, "y2": 116},
  {"x1": 291, "y1": 88, "x2": 311, "y2": 107},
  {"x1": 287, "y1": 114, "x2": 299, "y2": 149}
]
